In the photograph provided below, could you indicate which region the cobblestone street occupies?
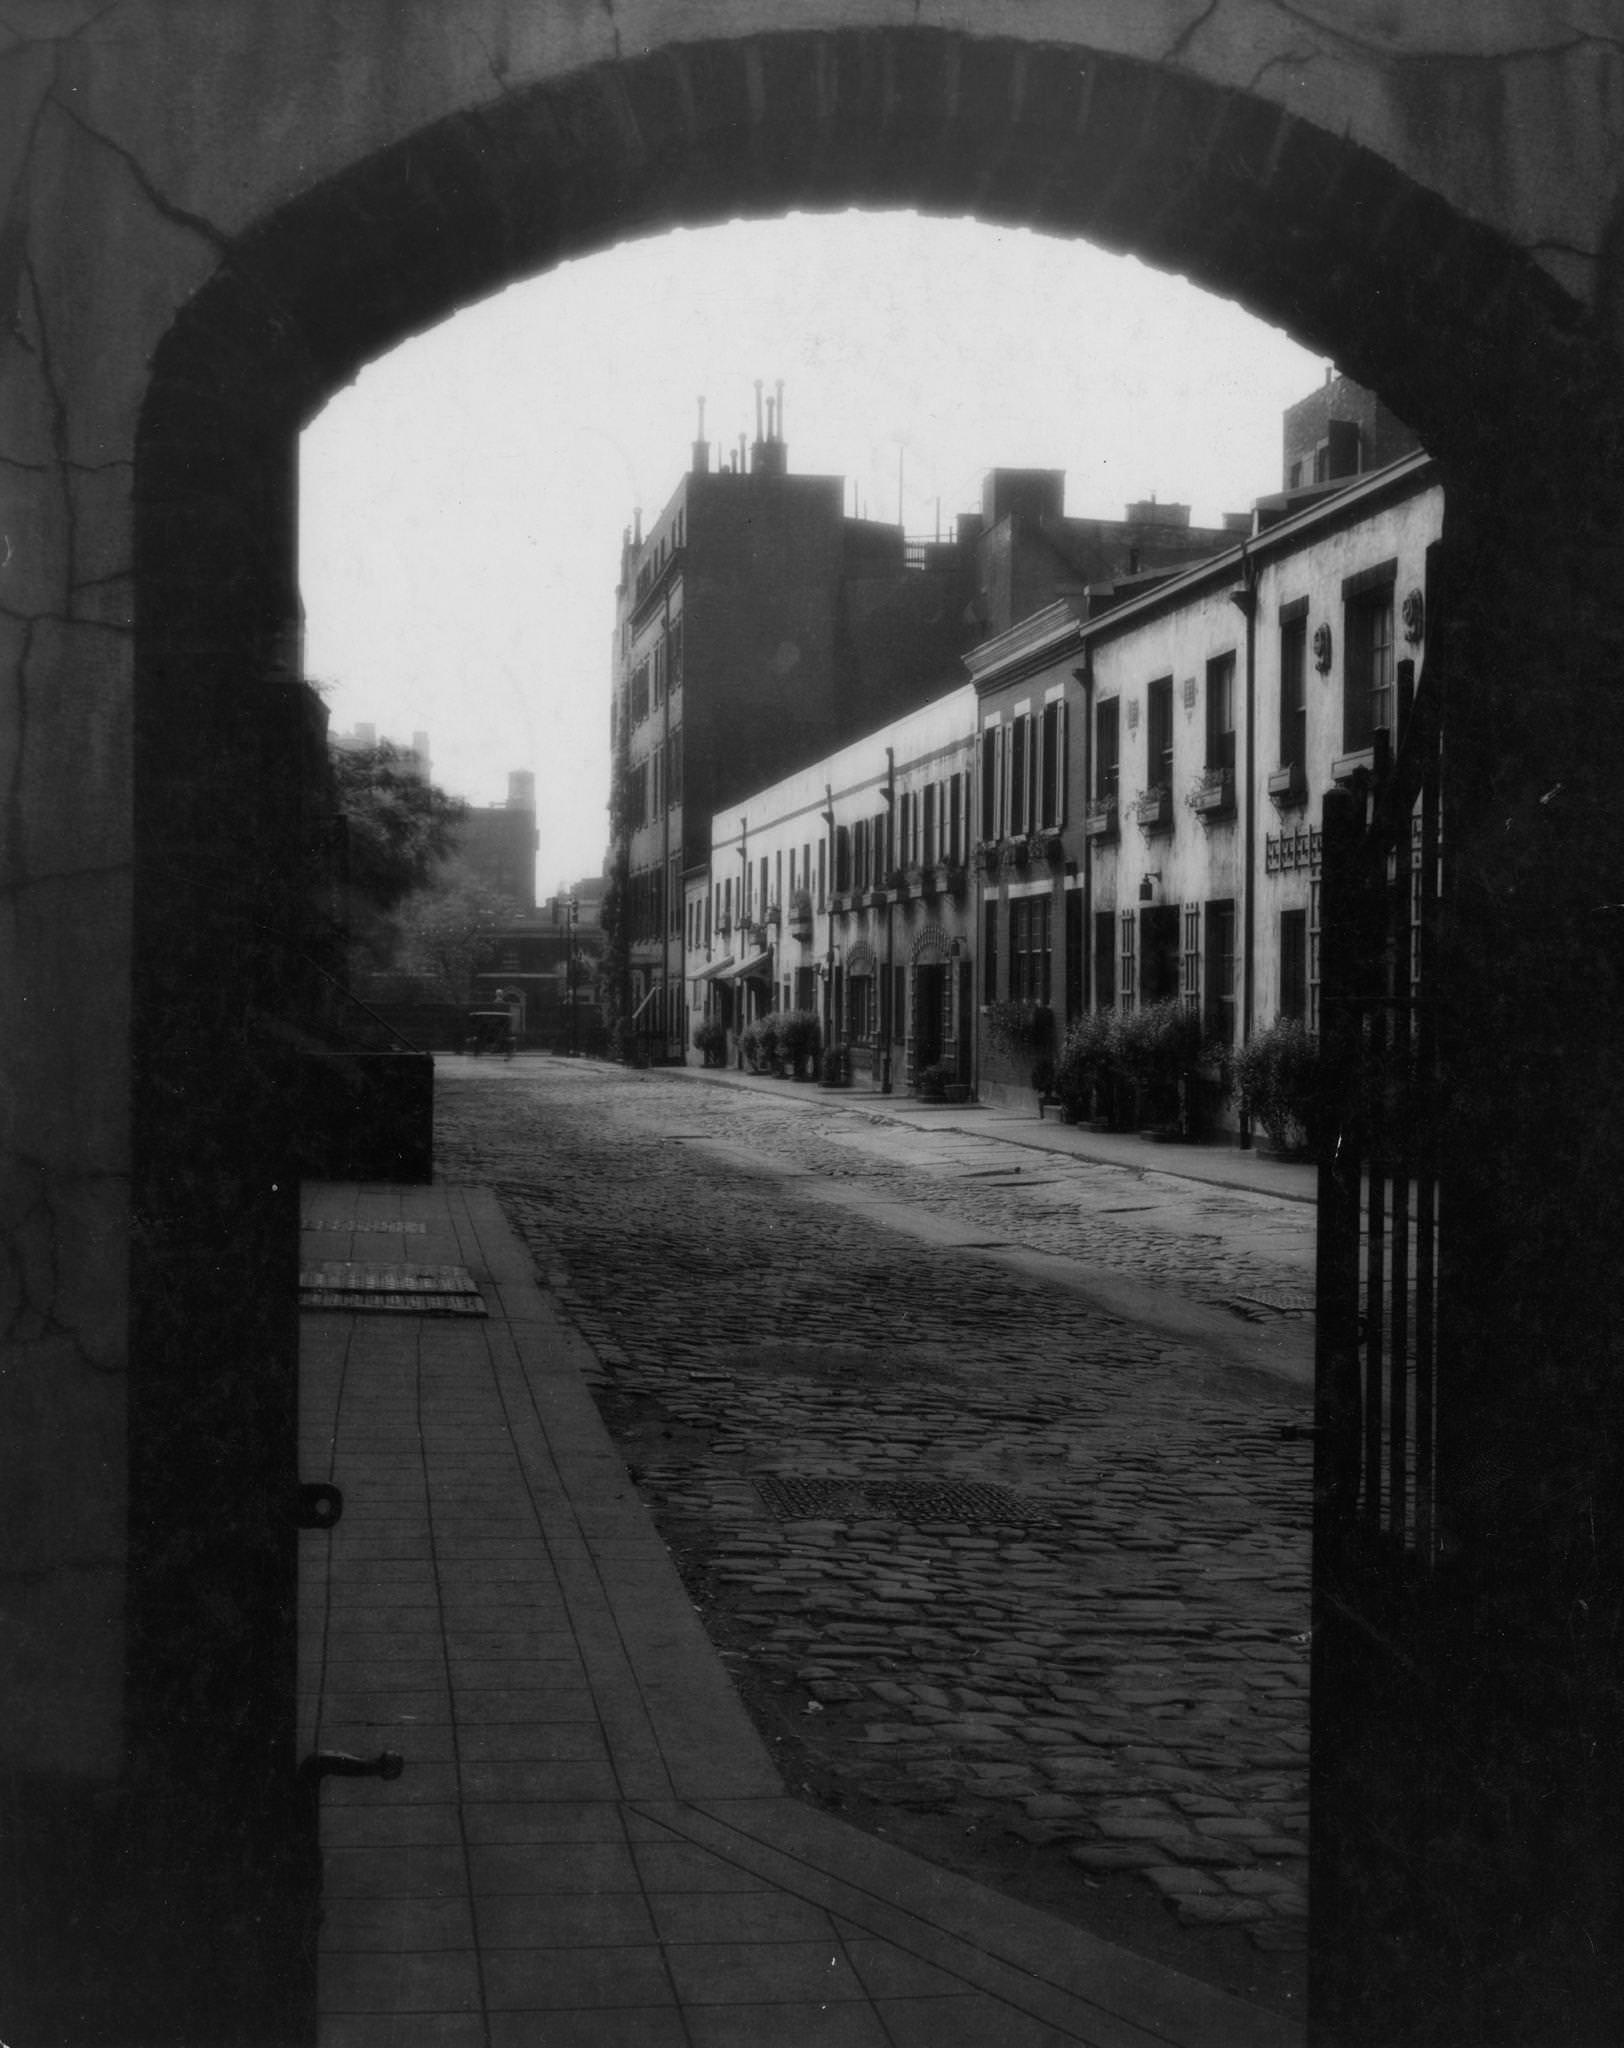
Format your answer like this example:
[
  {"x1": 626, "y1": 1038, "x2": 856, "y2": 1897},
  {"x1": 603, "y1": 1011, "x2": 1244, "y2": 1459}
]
[{"x1": 436, "y1": 1057, "x2": 1315, "y2": 2019}]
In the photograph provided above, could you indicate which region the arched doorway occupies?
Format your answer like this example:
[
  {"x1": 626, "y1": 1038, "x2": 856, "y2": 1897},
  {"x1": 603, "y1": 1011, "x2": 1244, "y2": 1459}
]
[{"x1": 113, "y1": 30, "x2": 1624, "y2": 2045}]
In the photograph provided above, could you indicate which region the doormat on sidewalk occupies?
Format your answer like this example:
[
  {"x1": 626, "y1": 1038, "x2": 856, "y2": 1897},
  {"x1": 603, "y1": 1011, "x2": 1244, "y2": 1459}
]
[
  {"x1": 753, "y1": 1473, "x2": 1053, "y2": 1527},
  {"x1": 298, "y1": 1259, "x2": 487, "y2": 1316}
]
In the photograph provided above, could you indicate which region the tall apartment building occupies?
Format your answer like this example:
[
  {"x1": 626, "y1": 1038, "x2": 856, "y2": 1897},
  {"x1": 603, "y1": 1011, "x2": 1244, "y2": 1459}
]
[
  {"x1": 610, "y1": 395, "x2": 1239, "y2": 1054},
  {"x1": 459, "y1": 769, "x2": 539, "y2": 912}
]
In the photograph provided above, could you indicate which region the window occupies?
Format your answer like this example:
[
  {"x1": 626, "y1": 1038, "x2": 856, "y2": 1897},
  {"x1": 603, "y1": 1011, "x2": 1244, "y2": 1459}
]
[
  {"x1": 1206, "y1": 653, "x2": 1236, "y2": 774},
  {"x1": 1066, "y1": 891, "x2": 1084, "y2": 1019},
  {"x1": 650, "y1": 744, "x2": 662, "y2": 818},
  {"x1": 1281, "y1": 908, "x2": 1308, "y2": 1024},
  {"x1": 1040, "y1": 698, "x2": 1065, "y2": 830},
  {"x1": 1205, "y1": 899, "x2": 1237, "y2": 1047},
  {"x1": 1095, "y1": 698, "x2": 1120, "y2": 802},
  {"x1": 835, "y1": 825, "x2": 851, "y2": 892},
  {"x1": 1094, "y1": 911, "x2": 1116, "y2": 1011},
  {"x1": 630, "y1": 658, "x2": 650, "y2": 724},
  {"x1": 670, "y1": 855, "x2": 681, "y2": 937},
  {"x1": 1010, "y1": 895, "x2": 1053, "y2": 1004},
  {"x1": 923, "y1": 783, "x2": 938, "y2": 865},
  {"x1": 980, "y1": 726, "x2": 1000, "y2": 840},
  {"x1": 1148, "y1": 676, "x2": 1174, "y2": 792},
  {"x1": 652, "y1": 637, "x2": 665, "y2": 709},
  {"x1": 1118, "y1": 910, "x2": 1137, "y2": 1015},
  {"x1": 668, "y1": 616, "x2": 683, "y2": 690},
  {"x1": 1343, "y1": 567, "x2": 1396, "y2": 751},
  {"x1": 1009, "y1": 715, "x2": 1030, "y2": 836},
  {"x1": 1141, "y1": 905, "x2": 1180, "y2": 1005},
  {"x1": 899, "y1": 790, "x2": 914, "y2": 867},
  {"x1": 948, "y1": 773, "x2": 963, "y2": 863},
  {"x1": 983, "y1": 899, "x2": 999, "y2": 1004},
  {"x1": 1279, "y1": 602, "x2": 1307, "y2": 771},
  {"x1": 668, "y1": 727, "x2": 683, "y2": 804}
]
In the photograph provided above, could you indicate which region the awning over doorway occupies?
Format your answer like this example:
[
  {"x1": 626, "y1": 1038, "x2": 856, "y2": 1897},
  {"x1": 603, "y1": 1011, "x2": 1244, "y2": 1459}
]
[
  {"x1": 730, "y1": 950, "x2": 774, "y2": 981},
  {"x1": 695, "y1": 956, "x2": 736, "y2": 982}
]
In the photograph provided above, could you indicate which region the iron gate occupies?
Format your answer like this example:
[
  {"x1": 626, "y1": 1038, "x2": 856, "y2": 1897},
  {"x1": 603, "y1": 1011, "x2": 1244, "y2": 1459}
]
[{"x1": 1309, "y1": 541, "x2": 1449, "y2": 2039}]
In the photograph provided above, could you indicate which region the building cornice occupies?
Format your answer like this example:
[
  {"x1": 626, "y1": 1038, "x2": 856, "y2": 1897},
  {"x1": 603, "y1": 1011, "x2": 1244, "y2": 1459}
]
[{"x1": 1076, "y1": 451, "x2": 1438, "y2": 650}]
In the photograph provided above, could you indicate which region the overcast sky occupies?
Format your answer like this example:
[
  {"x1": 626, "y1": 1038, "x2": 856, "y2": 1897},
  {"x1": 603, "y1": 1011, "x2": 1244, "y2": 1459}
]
[{"x1": 299, "y1": 211, "x2": 1325, "y2": 896}]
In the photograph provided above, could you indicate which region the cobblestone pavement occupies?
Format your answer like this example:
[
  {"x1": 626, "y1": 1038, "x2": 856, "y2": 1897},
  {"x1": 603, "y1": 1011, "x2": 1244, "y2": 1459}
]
[{"x1": 436, "y1": 1058, "x2": 1314, "y2": 2018}]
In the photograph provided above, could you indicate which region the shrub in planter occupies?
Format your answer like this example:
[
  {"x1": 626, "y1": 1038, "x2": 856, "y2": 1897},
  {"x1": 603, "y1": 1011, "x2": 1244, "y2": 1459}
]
[
  {"x1": 692, "y1": 1016, "x2": 727, "y2": 1067},
  {"x1": 755, "y1": 1013, "x2": 783, "y2": 1073},
  {"x1": 819, "y1": 1044, "x2": 849, "y2": 1087},
  {"x1": 1117, "y1": 998, "x2": 1205, "y2": 1129},
  {"x1": 917, "y1": 1059, "x2": 954, "y2": 1099},
  {"x1": 985, "y1": 998, "x2": 1054, "y2": 1057},
  {"x1": 1234, "y1": 1018, "x2": 1322, "y2": 1154},
  {"x1": 778, "y1": 1008, "x2": 822, "y2": 1078},
  {"x1": 1054, "y1": 1009, "x2": 1117, "y2": 1122},
  {"x1": 739, "y1": 1020, "x2": 763, "y2": 1072}
]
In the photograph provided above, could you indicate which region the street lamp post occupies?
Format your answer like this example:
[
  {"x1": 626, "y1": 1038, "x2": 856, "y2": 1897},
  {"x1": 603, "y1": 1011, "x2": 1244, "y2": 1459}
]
[{"x1": 567, "y1": 893, "x2": 579, "y2": 1058}]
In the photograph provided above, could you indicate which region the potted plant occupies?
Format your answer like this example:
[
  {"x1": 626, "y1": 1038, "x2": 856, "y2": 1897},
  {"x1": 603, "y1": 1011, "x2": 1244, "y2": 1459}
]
[
  {"x1": 1053, "y1": 1008, "x2": 1116, "y2": 1123},
  {"x1": 1233, "y1": 1018, "x2": 1323, "y2": 1156},
  {"x1": 778, "y1": 1008, "x2": 822, "y2": 1079},
  {"x1": 917, "y1": 1059, "x2": 953, "y2": 1100},
  {"x1": 756, "y1": 1012, "x2": 783, "y2": 1075},
  {"x1": 818, "y1": 1043, "x2": 849, "y2": 1088}
]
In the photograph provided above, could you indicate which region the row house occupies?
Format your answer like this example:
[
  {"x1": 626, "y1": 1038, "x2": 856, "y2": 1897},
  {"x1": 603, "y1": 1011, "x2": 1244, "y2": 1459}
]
[
  {"x1": 969, "y1": 447, "x2": 1441, "y2": 1114},
  {"x1": 696, "y1": 442, "x2": 1440, "y2": 1128},
  {"x1": 612, "y1": 397, "x2": 1239, "y2": 1059},
  {"x1": 693, "y1": 689, "x2": 977, "y2": 1088}
]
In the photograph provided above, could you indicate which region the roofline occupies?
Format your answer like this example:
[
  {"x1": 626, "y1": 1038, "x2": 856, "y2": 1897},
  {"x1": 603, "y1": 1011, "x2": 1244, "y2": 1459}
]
[{"x1": 1074, "y1": 450, "x2": 1438, "y2": 648}]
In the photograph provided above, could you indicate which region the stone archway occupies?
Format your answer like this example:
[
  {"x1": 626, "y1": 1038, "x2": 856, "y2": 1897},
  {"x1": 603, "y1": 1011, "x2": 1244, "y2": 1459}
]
[{"x1": 9, "y1": 14, "x2": 1624, "y2": 2043}]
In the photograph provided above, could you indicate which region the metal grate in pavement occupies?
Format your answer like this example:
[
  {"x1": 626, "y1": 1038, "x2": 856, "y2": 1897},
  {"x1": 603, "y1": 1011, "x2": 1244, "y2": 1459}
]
[
  {"x1": 302, "y1": 1217, "x2": 429, "y2": 1236},
  {"x1": 298, "y1": 1259, "x2": 486, "y2": 1316},
  {"x1": 753, "y1": 1473, "x2": 1053, "y2": 1527}
]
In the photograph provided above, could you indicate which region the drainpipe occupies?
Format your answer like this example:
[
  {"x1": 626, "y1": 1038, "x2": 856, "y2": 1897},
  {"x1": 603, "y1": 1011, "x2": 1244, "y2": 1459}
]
[
  {"x1": 661, "y1": 581, "x2": 672, "y2": 1060},
  {"x1": 1074, "y1": 656, "x2": 1093, "y2": 1012},
  {"x1": 822, "y1": 784, "x2": 836, "y2": 1051},
  {"x1": 1230, "y1": 546, "x2": 1259, "y2": 1144},
  {"x1": 881, "y1": 746, "x2": 895, "y2": 1094}
]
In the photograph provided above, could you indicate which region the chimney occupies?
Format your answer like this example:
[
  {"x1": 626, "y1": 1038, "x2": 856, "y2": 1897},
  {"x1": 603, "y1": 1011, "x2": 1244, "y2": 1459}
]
[{"x1": 691, "y1": 396, "x2": 709, "y2": 474}]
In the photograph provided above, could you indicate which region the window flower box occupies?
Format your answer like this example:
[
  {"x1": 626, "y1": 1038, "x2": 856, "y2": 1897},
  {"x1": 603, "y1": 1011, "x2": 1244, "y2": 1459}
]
[
  {"x1": 1268, "y1": 762, "x2": 1307, "y2": 808},
  {"x1": 1084, "y1": 796, "x2": 1118, "y2": 840},
  {"x1": 1189, "y1": 765, "x2": 1235, "y2": 819},
  {"x1": 1135, "y1": 786, "x2": 1173, "y2": 832}
]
